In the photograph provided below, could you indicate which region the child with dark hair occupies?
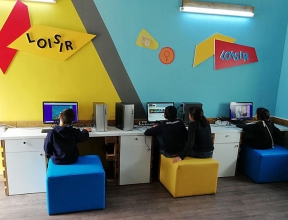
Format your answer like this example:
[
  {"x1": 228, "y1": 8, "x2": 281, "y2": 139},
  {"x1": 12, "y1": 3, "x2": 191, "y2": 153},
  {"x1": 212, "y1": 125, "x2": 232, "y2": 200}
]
[
  {"x1": 173, "y1": 106, "x2": 214, "y2": 163},
  {"x1": 240, "y1": 107, "x2": 282, "y2": 149},
  {"x1": 144, "y1": 106, "x2": 188, "y2": 157},
  {"x1": 44, "y1": 108, "x2": 92, "y2": 165}
]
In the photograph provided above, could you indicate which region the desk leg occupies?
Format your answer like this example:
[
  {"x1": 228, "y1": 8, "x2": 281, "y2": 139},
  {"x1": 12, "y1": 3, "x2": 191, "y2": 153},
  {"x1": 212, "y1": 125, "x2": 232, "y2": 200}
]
[{"x1": 1, "y1": 140, "x2": 9, "y2": 196}]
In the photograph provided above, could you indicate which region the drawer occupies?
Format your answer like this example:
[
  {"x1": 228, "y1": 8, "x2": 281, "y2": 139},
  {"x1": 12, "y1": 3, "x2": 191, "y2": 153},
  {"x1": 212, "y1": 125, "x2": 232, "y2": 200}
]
[
  {"x1": 4, "y1": 139, "x2": 44, "y2": 153},
  {"x1": 120, "y1": 135, "x2": 151, "y2": 148},
  {"x1": 214, "y1": 133, "x2": 240, "y2": 144}
]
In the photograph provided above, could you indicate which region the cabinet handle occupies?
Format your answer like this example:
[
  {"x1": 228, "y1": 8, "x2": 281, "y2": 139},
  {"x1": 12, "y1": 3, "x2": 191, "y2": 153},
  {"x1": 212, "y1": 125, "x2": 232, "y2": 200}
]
[
  {"x1": 225, "y1": 135, "x2": 229, "y2": 138},
  {"x1": 135, "y1": 138, "x2": 138, "y2": 140},
  {"x1": 23, "y1": 141, "x2": 26, "y2": 144},
  {"x1": 40, "y1": 153, "x2": 43, "y2": 156},
  {"x1": 235, "y1": 145, "x2": 238, "y2": 148}
]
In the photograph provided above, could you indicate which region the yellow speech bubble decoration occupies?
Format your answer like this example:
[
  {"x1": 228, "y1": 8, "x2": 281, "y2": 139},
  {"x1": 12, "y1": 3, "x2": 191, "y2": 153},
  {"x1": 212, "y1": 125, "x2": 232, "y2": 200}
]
[
  {"x1": 136, "y1": 29, "x2": 159, "y2": 50},
  {"x1": 8, "y1": 25, "x2": 96, "y2": 61}
]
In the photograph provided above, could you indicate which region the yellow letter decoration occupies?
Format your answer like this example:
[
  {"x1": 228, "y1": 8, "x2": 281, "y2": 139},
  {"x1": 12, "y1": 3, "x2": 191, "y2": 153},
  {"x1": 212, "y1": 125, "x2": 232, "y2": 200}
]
[{"x1": 8, "y1": 25, "x2": 96, "y2": 61}]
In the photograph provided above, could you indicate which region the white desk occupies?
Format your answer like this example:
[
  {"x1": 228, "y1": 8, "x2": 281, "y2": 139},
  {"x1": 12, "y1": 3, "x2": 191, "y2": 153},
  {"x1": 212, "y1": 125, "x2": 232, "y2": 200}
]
[
  {"x1": 210, "y1": 123, "x2": 288, "y2": 177},
  {"x1": 275, "y1": 124, "x2": 288, "y2": 131},
  {"x1": 1, "y1": 124, "x2": 287, "y2": 195},
  {"x1": 0, "y1": 126, "x2": 148, "y2": 139},
  {"x1": 210, "y1": 125, "x2": 242, "y2": 177},
  {"x1": 0, "y1": 126, "x2": 152, "y2": 195}
]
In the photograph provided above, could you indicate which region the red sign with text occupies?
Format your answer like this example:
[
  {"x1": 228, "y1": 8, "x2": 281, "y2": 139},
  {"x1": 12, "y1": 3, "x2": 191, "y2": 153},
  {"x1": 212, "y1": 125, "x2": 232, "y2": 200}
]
[{"x1": 214, "y1": 40, "x2": 258, "y2": 70}]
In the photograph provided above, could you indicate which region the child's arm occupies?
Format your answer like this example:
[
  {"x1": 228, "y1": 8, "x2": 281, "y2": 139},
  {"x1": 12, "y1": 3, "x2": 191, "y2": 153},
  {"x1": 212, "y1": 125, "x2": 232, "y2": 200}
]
[
  {"x1": 44, "y1": 132, "x2": 53, "y2": 156},
  {"x1": 76, "y1": 129, "x2": 90, "y2": 142}
]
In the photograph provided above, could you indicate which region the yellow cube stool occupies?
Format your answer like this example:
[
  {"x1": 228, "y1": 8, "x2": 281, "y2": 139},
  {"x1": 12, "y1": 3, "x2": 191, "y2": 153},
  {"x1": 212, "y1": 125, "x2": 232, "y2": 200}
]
[{"x1": 159, "y1": 155, "x2": 219, "y2": 198}]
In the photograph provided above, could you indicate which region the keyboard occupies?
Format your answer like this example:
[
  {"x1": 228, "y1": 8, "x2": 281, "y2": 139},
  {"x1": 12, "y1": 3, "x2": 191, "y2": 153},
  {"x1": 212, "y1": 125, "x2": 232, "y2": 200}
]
[
  {"x1": 236, "y1": 124, "x2": 246, "y2": 128},
  {"x1": 41, "y1": 128, "x2": 52, "y2": 133}
]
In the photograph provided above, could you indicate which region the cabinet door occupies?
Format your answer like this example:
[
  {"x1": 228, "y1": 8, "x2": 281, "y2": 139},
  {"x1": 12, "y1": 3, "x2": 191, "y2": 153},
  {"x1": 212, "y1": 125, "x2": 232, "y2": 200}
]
[
  {"x1": 213, "y1": 143, "x2": 239, "y2": 177},
  {"x1": 6, "y1": 151, "x2": 46, "y2": 195},
  {"x1": 5, "y1": 139, "x2": 46, "y2": 195},
  {"x1": 119, "y1": 136, "x2": 152, "y2": 185}
]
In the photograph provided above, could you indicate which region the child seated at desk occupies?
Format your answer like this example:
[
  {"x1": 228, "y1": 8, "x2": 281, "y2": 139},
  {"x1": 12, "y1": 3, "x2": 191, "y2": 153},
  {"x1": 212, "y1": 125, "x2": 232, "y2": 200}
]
[
  {"x1": 144, "y1": 106, "x2": 188, "y2": 157},
  {"x1": 44, "y1": 108, "x2": 92, "y2": 165},
  {"x1": 173, "y1": 106, "x2": 214, "y2": 163},
  {"x1": 239, "y1": 107, "x2": 283, "y2": 149}
]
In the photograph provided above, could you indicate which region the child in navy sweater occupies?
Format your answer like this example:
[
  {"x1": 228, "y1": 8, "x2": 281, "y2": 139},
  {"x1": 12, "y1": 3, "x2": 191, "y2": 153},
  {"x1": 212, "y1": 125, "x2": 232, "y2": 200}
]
[{"x1": 44, "y1": 108, "x2": 91, "y2": 165}]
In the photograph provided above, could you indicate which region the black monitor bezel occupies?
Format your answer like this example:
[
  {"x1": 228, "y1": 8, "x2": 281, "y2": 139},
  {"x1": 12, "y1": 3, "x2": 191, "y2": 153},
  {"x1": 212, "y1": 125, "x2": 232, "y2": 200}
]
[{"x1": 42, "y1": 101, "x2": 79, "y2": 124}]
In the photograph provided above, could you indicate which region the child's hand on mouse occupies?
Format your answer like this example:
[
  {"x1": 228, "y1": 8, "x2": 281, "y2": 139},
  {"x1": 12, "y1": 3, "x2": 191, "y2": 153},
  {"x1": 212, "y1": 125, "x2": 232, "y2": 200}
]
[{"x1": 84, "y1": 127, "x2": 92, "y2": 132}]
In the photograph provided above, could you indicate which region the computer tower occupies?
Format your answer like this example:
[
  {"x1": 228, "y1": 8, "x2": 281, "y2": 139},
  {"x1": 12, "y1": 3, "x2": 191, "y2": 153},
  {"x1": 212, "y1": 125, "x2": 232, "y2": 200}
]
[
  {"x1": 115, "y1": 102, "x2": 134, "y2": 131},
  {"x1": 182, "y1": 102, "x2": 203, "y2": 124},
  {"x1": 93, "y1": 102, "x2": 107, "y2": 131}
]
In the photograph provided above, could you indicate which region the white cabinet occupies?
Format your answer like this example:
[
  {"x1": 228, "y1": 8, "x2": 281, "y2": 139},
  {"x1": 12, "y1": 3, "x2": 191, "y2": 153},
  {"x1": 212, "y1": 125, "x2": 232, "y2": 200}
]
[
  {"x1": 4, "y1": 139, "x2": 46, "y2": 195},
  {"x1": 213, "y1": 132, "x2": 240, "y2": 177},
  {"x1": 119, "y1": 135, "x2": 152, "y2": 185}
]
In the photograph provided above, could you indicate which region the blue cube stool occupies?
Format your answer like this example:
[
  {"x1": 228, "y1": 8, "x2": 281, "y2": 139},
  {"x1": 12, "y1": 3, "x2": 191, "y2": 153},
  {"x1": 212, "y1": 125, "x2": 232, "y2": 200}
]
[
  {"x1": 46, "y1": 155, "x2": 105, "y2": 215},
  {"x1": 239, "y1": 144, "x2": 288, "y2": 183}
]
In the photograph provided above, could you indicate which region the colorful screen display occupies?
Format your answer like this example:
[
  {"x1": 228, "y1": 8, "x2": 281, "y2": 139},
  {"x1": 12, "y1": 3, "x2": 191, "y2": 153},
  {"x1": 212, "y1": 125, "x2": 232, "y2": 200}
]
[
  {"x1": 230, "y1": 102, "x2": 253, "y2": 121},
  {"x1": 146, "y1": 102, "x2": 174, "y2": 123},
  {"x1": 42, "y1": 102, "x2": 78, "y2": 124}
]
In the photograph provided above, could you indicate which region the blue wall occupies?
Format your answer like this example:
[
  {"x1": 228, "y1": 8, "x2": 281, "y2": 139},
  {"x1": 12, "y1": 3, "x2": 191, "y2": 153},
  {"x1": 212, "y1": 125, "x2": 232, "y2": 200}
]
[
  {"x1": 276, "y1": 22, "x2": 288, "y2": 119},
  {"x1": 94, "y1": 0, "x2": 288, "y2": 118}
]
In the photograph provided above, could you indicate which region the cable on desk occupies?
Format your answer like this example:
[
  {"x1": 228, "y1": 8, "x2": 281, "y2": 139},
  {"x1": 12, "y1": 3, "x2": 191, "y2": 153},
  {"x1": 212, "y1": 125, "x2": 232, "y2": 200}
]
[{"x1": 145, "y1": 136, "x2": 151, "y2": 150}]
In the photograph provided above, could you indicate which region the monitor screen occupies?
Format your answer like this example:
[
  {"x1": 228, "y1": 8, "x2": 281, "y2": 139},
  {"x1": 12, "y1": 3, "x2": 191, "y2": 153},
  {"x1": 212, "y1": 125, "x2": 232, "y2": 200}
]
[
  {"x1": 43, "y1": 101, "x2": 79, "y2": 124},
  {"x1": 182, "y1": 102, "x2": 203, "y2": 124},
  {"x1": 230, "y1": 102, "x2": 253, "y2": 121},
  {"x1": 146, "y1": 102, "x2": 174, "y2": 123}
]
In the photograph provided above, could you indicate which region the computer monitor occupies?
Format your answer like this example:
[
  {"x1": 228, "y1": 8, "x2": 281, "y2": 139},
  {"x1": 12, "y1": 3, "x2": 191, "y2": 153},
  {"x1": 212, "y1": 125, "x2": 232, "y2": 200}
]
[
  {"x1": 229, "y1": 102, "x2": 253, "y2": 122},
  {"x1": 182, "y1": 102, "x2": 203, "y2": 124},
  {"x1": 43, "y1": 101, "x2": 79, "y2": 124},
  {"x1": 146, "y1": 102, "x2": 174, "y2": 123}
]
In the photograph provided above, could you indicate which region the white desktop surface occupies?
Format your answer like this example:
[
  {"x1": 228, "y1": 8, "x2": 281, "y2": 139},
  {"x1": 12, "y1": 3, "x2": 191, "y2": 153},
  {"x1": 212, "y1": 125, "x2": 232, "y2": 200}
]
[
  {"x1": 275, "y1": 124, "x2": 288, "y2": 131},
  {"x1": 0, "y1": 126, "x2": 152, "y2": 140},
  {"x1": 1, "y1": 123, "x2": 287, "y2": 141},
  {"x1": 210, "y1": 123, "x2": 288, "y2": 132},
  {"x1": 210, "y1": 124, "x2": 242, "y2": 133}
]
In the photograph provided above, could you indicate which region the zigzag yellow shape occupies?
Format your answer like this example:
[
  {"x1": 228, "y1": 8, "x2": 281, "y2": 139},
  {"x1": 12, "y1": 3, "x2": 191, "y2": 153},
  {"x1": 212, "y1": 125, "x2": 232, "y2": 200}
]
[{"x1": 193, "y1": 33, "x2": 236, "y2": 67}]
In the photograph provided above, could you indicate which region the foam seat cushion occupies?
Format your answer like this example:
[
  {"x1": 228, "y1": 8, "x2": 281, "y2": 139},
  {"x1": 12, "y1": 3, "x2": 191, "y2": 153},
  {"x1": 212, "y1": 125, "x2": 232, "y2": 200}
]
[
  {"x1": 239, "y1": 144, "x2": 288, "y2": 183},
  {"x1": 159, "y1": 155, "x2": 219, "y2": 198},
  {"x1": 46, "y1": 155, "x2": 105, "y2": 215}
]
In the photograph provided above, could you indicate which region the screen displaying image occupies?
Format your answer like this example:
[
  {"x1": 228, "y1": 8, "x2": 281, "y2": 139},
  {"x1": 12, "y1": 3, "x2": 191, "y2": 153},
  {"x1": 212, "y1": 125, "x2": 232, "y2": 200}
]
[
  {"x1": 146, "y1": 102, "x2": 174, "y2": 123},
  {"x1": 43, "y1": 102, "x2": 78, "y2": 124},
  {"x1": 230, "y1": 102, "x2": 253, "y2": 121}
]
